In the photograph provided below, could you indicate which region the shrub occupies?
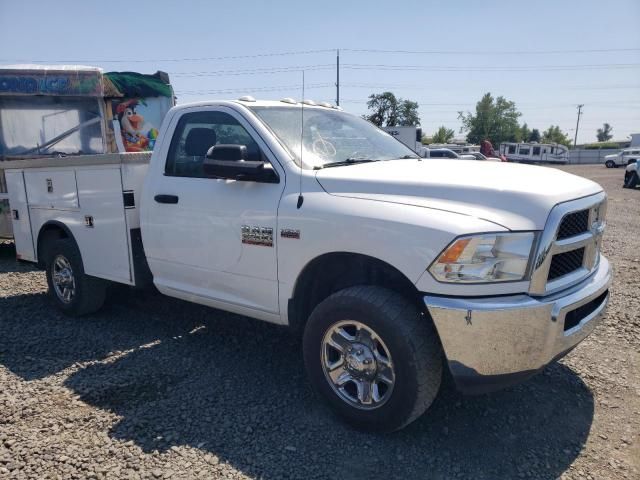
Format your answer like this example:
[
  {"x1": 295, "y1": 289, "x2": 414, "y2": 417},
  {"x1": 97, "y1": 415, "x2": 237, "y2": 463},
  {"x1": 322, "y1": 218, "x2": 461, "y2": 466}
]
[{"x1": 584, "y1": 142, "x2": 620, "y2": 150}]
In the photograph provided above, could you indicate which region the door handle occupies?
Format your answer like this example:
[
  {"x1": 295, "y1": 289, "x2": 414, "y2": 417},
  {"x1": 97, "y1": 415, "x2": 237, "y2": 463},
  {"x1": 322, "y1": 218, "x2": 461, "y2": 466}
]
[{"x1": 154, "y1": 194, "x2": 179, "y2": 204}]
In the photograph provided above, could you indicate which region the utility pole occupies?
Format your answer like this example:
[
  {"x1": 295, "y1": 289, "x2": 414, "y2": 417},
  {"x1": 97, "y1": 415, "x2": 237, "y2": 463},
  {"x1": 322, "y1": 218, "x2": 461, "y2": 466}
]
[
  {"x1": 574, "y1": 104, "x2": 583, "y2": 148},
  {"x1": 335, "y1": 49, "x2": 340, "y2": 106}
]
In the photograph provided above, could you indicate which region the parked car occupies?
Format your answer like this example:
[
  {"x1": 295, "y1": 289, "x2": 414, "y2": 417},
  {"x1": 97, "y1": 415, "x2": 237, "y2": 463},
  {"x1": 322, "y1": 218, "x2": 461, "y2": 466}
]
[
  {"x1": 623, "y1": 160, "x2": 639, "y2": 188},
  {"x1": 605, "y1": 148, "x2": 640, "y2": 168},
  {"x1": 4, "y1": 98, "x2": 611, "y2": 432},
  {"x1": 468, "y1": 152, "x2": 501, "y2": 162},
  {"x1": 419, "y1": 147, "x2": 476, "y2": 160}
]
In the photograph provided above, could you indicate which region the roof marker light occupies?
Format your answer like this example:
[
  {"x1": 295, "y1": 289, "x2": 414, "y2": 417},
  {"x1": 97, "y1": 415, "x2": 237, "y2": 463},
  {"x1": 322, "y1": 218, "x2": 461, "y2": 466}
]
[
  {"x1": 280, "y1": 98, "x2": 297, "y2": 104},
  {"x1": 237, "y1": 95, "x2": 256, "y2": 102}
]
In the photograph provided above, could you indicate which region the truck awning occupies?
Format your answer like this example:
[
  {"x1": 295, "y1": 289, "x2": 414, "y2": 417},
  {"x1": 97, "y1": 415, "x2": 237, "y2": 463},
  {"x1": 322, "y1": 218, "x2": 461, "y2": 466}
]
[{"x1": 104, "y1": 71, "x2": 173, "y2": 98}]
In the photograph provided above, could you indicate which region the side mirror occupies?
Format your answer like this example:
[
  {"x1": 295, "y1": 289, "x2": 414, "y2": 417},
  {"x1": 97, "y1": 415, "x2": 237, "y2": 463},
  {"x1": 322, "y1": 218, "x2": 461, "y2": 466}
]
[{"x1": 203, "y1": 144, "x2": 278, "y2": 183}]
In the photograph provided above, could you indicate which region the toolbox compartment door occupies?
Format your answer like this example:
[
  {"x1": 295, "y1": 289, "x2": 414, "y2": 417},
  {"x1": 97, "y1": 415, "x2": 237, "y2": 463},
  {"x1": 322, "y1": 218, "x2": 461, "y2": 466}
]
[
  {"x1": 5, "y1": 170, "x2": 36, "y2": 261},
  {"x1": 24, "y1": 170, "x2": 79, "y2": 209},
  {"x1": 75, "y1": 168, "x2": 132, "y2": 284}
]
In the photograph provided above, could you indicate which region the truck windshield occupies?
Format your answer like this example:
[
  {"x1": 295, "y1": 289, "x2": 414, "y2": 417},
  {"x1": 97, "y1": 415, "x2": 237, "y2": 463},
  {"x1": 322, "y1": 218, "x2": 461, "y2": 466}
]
[{"x1": 249, "y1": 106, "x2": 418, "y2": 169}]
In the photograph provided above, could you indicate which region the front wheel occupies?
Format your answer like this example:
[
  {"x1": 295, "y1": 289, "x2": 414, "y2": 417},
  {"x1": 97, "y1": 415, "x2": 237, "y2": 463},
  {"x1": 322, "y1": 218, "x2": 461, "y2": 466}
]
[
  {"x1": 605, "y1": 160, "x2": 614, "y2": 168},
  {"x1": 624, "y1": 171, "x2": 639, "y2": 189},
  {"x1": 45, "y1": 238, "x2": 107, "y2": 316},
  {"x1": 303, "y1": 286, "x2": 443, "y2": 432}
]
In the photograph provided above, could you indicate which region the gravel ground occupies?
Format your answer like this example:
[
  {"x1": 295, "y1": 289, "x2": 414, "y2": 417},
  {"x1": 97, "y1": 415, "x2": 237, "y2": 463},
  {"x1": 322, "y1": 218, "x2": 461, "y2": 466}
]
[{"x1": 0, "y1": 164, "x2": 638, "y2": 480}]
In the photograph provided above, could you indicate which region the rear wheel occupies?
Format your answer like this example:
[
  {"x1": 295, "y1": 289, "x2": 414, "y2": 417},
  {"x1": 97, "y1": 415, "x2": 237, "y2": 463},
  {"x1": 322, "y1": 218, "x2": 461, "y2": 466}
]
[
  {"x1": 45, "y1": 238, "x2": 107, "y2": 316},
  {"x1": 303, "y1": 286, "x2": 443, "y2": 432}
]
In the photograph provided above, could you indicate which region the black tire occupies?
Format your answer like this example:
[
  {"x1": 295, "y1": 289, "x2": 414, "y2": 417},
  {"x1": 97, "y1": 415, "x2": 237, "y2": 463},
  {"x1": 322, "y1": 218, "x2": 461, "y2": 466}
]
[
  {"x1": 624, "y1": 171, "x2": 639, "y2": 189},
  {"x1": 303, "y1": 286, "x2": 442, "y2": 432},
  {"x1": 44, "y1": 238, "x2": 107, "y2": 316},
  {"x1": 605, "y1": 160, "x2": 614, "y2": 168}
]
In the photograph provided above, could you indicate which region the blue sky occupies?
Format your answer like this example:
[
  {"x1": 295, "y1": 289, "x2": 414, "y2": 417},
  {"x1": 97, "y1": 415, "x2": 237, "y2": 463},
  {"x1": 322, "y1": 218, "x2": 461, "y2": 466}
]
[{"x1": 1, "y1": 0, "x2": 638, "y2": 144}]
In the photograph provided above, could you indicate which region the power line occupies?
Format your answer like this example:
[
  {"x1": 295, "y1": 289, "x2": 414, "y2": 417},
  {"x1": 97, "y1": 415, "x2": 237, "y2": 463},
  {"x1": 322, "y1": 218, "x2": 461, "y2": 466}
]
[
  {"x1": 338, "y1": 99, "x2": 640, "y2": 107},
  {"x1": 341, "y1": 63, "x2": 640, "y2": 72},
  {"x1": 342, "y1": 47, "x2": 640, "y2": 55},
  {"x1": 174, "y1": 83, "x2": 332, "y2": 95},
  {"x1": 4, "y1": 46, "x2": 638, "y2": 65},
  {"x1": 169, "y1": 64, "x2": 334, "y2": 77},
  {"x1": 337, "y1": 82, "x2": 640, "y2": 91},
  {"x1": 0, "y1": 49, "x2": 335, "y2": 64}
]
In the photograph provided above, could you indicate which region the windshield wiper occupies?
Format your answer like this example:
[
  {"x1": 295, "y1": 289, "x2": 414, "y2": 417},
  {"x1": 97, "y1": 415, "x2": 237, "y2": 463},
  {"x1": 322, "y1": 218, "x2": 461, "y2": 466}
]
[{"x1": 314, "y1": 158, "x2": 380, "y2": 170}]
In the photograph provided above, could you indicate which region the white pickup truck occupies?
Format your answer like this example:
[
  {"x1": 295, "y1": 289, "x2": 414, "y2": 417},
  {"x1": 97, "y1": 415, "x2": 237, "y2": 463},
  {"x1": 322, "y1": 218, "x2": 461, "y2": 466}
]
[
  {"x1": 605, "y1": 147, "x2": 640, "y2": 168},
  {"x1": 4, "y1": 98, "x2": 611, "y2": 432}
]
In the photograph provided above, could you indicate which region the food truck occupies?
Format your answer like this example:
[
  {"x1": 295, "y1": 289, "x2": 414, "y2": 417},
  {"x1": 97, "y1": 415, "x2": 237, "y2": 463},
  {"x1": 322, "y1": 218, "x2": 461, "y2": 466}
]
[{"x1": 0, "y1": 65, "x2": 174, "y2": 238}]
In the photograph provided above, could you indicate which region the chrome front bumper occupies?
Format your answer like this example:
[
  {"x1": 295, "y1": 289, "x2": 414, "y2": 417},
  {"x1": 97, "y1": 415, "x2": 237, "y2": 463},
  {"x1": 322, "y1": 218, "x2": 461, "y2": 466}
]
[{"x1": 424, "y1": 256, "x2": 611, "y2": 394}]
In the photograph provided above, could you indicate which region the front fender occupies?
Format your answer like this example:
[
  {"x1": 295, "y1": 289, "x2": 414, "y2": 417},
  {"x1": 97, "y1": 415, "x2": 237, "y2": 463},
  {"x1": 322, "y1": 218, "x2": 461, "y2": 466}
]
[{"x1": 276, "y1": 190, "x2": 506, "y2": 318}]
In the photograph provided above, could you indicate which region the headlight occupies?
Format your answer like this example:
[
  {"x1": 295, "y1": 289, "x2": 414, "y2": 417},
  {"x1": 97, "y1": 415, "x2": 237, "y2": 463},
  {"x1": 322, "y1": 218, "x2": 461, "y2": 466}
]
[{"x1": 429, "y1": 232, "x2": 536, "y2": 283}]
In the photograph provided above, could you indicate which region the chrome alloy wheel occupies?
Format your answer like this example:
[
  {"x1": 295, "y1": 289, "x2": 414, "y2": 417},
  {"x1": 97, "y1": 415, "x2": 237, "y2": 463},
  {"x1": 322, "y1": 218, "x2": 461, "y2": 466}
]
[
  {"x1": 52, "y1": 255, "x2": 76, "y2": 304},
  {"x1": 321, "y1": 320, "x2": 395, "y2": 410}
]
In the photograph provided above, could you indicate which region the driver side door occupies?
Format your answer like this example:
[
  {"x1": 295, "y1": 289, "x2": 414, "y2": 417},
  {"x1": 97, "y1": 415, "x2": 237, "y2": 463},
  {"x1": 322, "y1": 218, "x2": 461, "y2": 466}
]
[{"x1": 143, "y1": 106, "x2": 285, "y2": 316}]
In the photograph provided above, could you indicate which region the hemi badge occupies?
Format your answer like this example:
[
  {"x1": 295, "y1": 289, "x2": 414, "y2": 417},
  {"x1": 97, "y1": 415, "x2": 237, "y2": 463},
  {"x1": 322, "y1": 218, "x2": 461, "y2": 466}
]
[
  {"x1": 242, "y1": 225, "x2": 273, "y2": 247},
  {"x1": 280, "y1": 229, "x2": 300, "y2": 239}
]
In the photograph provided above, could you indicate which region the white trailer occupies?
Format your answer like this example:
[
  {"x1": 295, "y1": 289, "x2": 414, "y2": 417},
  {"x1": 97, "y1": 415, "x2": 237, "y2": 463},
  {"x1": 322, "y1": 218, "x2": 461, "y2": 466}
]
[
  {"x1": 500, "y1": 142, "x2": 569, "y2": 164},
  {"x1": 381, "y1": 126, "x2": 422, "y2": 152}
]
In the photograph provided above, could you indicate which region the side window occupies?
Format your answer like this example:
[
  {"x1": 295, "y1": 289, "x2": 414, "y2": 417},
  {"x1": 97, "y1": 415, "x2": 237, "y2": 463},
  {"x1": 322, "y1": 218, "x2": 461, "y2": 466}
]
[
  {"x1": 508, "y1": 145, "x2": 516, "y2": 154},
  {"x1": 519, "y1": 146, "x2": 530, "y2": 155},
  {"x1": 165, "y1": 110, "x2": 263, "y2": 178},
  {"x1": 532, "y1": 146, "x2": 541, "y2": 156}
]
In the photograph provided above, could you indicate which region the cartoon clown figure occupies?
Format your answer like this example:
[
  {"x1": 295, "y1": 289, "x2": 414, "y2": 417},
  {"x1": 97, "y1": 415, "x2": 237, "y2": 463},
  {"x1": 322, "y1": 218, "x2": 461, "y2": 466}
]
[{"x1": 115, "y1": 99, "x2": 159, "y2": 152}]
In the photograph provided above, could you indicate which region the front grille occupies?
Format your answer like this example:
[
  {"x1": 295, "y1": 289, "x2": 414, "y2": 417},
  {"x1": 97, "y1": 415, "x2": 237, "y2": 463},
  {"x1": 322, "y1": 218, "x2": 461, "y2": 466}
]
[
  {"x1": 564, "y1": 291, "x2": 608, "y2": 331},
  {"x1": 529, "y1": 193, "x2": 605, "y2": 296},
  {"x1": 557, "y1": 209, "x2": 589, "y2": 239},
  {"x1": 548, "y1": 248, "x2": 585, "y2": 281}
]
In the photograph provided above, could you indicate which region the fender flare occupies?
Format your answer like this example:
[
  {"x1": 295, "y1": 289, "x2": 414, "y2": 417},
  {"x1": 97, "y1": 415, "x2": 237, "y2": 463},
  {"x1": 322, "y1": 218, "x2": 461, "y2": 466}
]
[{"x1": 36, "y1": 220, "x2": 78, "y2": 265}]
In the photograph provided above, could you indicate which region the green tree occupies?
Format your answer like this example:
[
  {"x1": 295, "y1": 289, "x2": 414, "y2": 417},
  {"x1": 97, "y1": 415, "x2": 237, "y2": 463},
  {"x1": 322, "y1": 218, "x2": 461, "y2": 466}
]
[
  {"x1": 596, "y1": 123, "x2": 613, "y2": 142},
  {"x1": 458, "y1": 93, "x2": 522, "y2": 145},
  {"x1": 432, "y1": 126, "x2": 455, "y2": 143},
  {"x1": 542, "y1": 125, "x2": 571, "y2": 147},
  {"x1": 529, "y1": 128, "x2": 541, "y2": 142},
  {"x1": 397, "y1": 99, "x2": 420, "y2": 126},
  {"x1": 519, "y1": 123, "x2": 530, "y2": 143},
  {"x1": 365, "y1": 91, "x2": 420, "y2": 126}
]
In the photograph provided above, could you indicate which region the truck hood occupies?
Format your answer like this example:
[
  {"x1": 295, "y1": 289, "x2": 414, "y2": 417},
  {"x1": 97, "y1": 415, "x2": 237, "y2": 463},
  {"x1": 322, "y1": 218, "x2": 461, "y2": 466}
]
[{"x1": 315, "y1": 159, "x2": 603, "y2": 230}]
